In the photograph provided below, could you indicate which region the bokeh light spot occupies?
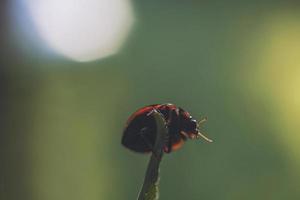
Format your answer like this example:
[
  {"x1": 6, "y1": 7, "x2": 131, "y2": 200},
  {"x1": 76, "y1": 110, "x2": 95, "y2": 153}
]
[
  {"x1": 24, "y1": 0, "x2": 134, "y2": 62},
  {"x1": 242, "y1": 12, "x2": 300, "y2": 167}
]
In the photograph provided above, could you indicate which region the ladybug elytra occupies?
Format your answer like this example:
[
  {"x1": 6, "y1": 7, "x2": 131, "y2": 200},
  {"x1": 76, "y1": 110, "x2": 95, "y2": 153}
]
[{"x1": 122, "y1": 103, "x2": 212, "y2": 154}]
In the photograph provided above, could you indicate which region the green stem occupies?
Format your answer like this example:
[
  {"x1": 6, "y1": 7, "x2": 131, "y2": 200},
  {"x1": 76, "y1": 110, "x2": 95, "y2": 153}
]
[{"x1": 137, "y1": 110, "x2": 168, "y2": 200}]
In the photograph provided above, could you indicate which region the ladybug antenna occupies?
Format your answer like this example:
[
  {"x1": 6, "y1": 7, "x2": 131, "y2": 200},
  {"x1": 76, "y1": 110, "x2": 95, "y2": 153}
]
[
  {"x1": 197, "y1": 117, "x2": 213, "y2": 143},
  {"x1": 196, "y1": 131, "x2": 213, "y2": 142},
  {"x1": 198, "y1": 116, "x2": 207, "y2": 125}
]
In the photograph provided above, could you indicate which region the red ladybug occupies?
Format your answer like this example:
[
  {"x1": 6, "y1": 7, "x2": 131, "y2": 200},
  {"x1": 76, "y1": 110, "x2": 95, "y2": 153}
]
[{"x1": 122, "y1": 103, "x2": 212, "y2": 154}]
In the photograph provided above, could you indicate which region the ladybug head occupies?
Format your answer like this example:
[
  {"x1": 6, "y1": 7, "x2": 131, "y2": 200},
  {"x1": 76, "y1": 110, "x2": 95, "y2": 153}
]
[{"x1": 181, "y1": 117, "x2": 212, "y2": 142}]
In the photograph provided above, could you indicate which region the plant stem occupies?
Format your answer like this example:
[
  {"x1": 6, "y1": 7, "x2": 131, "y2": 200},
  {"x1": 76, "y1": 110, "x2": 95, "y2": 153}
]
[{"x1": 137, "y1": 110, "x2": 167, "y2": 200}]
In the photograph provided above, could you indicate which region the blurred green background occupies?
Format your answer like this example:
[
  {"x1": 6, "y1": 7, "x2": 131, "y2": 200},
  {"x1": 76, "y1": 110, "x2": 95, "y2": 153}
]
[{"x1": 1, "y1": 1, "x2": 300, "y2": 200}]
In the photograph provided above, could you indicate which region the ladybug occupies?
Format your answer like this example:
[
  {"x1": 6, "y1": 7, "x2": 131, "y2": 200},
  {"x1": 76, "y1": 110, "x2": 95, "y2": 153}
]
[{"x1": 122, "y1": 103, "x2": 212, "y2": 154}]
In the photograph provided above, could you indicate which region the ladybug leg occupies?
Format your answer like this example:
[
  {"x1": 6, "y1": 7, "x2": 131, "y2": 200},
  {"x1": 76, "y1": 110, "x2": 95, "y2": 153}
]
[{"x1": 146, "y1": 108, "x2": 163, "y2": 117}]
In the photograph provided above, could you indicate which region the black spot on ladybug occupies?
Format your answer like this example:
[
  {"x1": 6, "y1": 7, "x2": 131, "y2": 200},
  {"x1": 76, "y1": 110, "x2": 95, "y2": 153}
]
[{"x1": 122, "y1": 103, "x2": 212, "y2": 154}]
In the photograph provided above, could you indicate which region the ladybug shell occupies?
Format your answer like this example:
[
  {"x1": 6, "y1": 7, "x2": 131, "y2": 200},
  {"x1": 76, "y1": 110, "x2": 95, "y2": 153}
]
[{"x1": 121, "y1": 103, "x2": 197, "y2": 153}]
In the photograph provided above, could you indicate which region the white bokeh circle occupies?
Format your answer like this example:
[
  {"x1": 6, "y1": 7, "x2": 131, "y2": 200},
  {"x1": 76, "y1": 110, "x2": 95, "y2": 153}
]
[{"x1": 25, "y1": 0, "x2": 134, "y2": 62}]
